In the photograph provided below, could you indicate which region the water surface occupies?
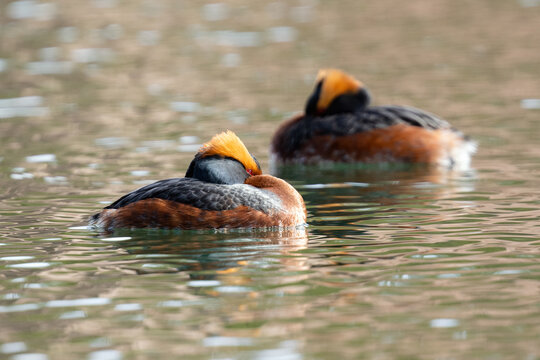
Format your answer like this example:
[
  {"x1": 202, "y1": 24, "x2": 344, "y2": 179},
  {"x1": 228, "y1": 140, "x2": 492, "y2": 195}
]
[{"x1": 1, "y1": 0, "x2": 540, "y2": 359}]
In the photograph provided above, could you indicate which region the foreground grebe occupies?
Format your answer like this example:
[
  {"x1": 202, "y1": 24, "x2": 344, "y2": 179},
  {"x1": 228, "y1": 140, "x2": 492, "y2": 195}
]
[
  {"x1": 271, "y1": 69, "x2": 476, "y2": 170},
  {"x1": 91, "y1": 131, "x2": 306, "y2": 230}
]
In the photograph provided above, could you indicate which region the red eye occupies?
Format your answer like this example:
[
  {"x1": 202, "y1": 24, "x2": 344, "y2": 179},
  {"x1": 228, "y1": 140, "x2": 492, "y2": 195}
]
[{"x1": 246, "y1": 169, "x2": 253, "y2": 175}]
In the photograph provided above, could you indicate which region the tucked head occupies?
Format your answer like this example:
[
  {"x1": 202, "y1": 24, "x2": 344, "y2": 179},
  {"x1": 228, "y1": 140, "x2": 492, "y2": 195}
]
[
  {"x1": 185, "y1": 131, "x2": 262, "y2": 184},
  {"x1": 305, "y1": 69, "x2": 371, "y2": 116}
]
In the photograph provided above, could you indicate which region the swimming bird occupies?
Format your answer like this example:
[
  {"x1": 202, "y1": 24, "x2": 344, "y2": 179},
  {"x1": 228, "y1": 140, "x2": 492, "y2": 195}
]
[
  {"x1": 271, "y1": 69, "x2": 476, "y2": 170},
  {"x1": 91, "y1": 131, "x2": 306, "y2": 231}
]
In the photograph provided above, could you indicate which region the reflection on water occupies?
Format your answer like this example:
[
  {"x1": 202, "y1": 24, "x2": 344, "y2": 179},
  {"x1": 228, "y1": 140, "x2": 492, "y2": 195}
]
[
  {"x1": 102, "y1": 227, "x2": 309, "y2": 275},
  {"x1": 2, "y1": 0, "x2": 540, "y2": 359}
]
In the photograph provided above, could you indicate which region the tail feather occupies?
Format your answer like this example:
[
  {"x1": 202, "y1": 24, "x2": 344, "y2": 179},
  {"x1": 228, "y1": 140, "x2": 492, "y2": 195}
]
[
  {"x1": 88, "y1": 212, "x2": 101, "y2": 228},
  {"x1": 449, "y1": 135, "x2": 477, "y2": 171}
]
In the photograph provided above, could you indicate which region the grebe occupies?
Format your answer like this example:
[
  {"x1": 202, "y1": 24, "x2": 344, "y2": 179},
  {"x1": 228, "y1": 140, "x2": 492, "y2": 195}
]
[
  {"x1": 271, "y1": 69, "x2": 476, "y2": 170},
  {"x1": 91, "y1": 131, "x2": 306, "y2": 230}
]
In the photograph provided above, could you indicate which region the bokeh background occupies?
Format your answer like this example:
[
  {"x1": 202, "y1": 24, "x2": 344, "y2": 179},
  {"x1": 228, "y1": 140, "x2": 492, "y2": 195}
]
[{"x1": 1, "y1": 1, "x2": 540, "y2": 359}]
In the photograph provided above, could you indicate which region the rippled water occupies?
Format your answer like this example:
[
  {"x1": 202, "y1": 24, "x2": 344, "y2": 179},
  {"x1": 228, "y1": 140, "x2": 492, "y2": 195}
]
[{"x1": 2, "y1": 0, "x2": 540, "y2": 359}]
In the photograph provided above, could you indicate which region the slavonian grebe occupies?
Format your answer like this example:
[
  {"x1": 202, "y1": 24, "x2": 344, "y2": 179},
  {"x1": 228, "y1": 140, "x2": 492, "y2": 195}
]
[
  {"x1": 91, "y1": 131, "x2": 306, "y2": 230},
  {"x1": 271, "y1": 69, "x2": 476, "y2": 170}
]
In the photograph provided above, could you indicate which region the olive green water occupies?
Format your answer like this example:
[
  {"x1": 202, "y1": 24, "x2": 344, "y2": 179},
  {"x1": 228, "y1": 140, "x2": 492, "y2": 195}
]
[{"x1": 1, "y1": 1, "x2": 540, "y2": 359}]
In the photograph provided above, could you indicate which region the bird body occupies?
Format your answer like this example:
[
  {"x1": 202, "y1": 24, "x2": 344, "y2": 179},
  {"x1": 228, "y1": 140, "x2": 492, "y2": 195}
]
[
  {"x1": 271, "y1": 69, "x2": 476, "y2": 169},
  {"x1": 91, "y1": 131, "x2": 306, "y2": 231}
]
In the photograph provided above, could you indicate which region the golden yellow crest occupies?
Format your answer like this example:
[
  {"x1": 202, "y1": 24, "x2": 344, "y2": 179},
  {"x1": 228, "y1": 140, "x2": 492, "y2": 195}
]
[
  {"x1": 199, "y1": 131, "x2": 262, "y2": 175},
  {"x1": 316, "y1": 69, "x2": 363, "y2": 113}
]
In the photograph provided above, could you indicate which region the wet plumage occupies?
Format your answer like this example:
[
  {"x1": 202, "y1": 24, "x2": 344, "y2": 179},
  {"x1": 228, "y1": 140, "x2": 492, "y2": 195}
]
[
  {"x1": 271, "y1": 69, "x2": 476, "y2": 169},
  {"x1": 91, "y1": 131, "x2": 306, "y2": 231}
]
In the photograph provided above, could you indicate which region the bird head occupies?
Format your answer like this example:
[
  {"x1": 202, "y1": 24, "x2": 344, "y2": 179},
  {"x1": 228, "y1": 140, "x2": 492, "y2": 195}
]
[
  {"x1": 185, "y1": 131, "x2": 262, "y2": 184},
  {"x1": 305, "y1": 69, "x2": 371, "y2": 116}
]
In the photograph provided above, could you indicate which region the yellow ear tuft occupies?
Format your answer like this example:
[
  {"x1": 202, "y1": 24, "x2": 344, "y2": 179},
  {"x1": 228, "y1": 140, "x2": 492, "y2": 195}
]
[
  {"x1": 316, "y1": 69, "x2": 363, "y2": 113},
  {"x1": 199, "y1": 131, "x2": 262, "y2": 175}
]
